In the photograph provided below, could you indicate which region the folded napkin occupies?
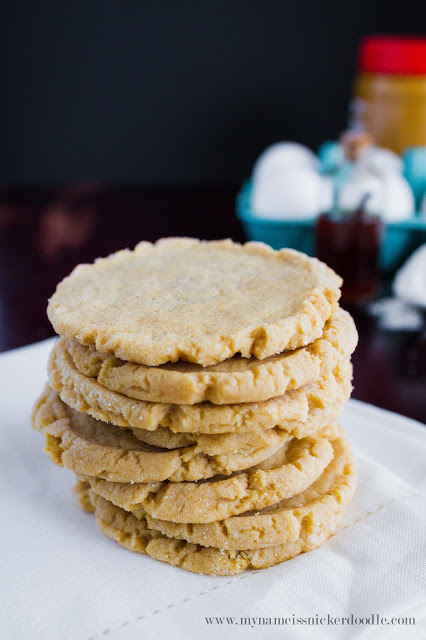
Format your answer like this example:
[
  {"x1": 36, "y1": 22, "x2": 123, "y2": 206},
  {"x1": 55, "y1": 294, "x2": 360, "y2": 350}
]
[{"x1": 1, "y1": 340, "x2": 425, "y2": 640}]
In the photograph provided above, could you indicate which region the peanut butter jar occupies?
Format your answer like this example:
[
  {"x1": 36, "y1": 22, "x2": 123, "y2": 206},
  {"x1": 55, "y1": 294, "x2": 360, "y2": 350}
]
[{"x1": 352, "y1": 36, "x2": 426, "y2": 154}]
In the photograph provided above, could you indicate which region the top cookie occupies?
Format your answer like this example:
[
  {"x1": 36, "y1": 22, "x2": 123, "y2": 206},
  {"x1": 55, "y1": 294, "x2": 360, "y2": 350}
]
[{"x1": 47, "y1": 238, "x2": 342, "y2": 366}]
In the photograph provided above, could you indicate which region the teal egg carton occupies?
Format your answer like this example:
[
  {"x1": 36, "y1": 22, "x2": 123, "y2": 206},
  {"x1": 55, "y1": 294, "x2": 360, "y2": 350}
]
[{"x1": 236, "y1": 180, "x2": 426, "y2": 272}]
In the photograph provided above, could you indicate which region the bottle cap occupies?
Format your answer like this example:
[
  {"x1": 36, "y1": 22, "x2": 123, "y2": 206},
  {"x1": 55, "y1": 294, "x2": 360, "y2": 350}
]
[{"x1": 358, "y1": 36, "x2": 426, "y2": 75}]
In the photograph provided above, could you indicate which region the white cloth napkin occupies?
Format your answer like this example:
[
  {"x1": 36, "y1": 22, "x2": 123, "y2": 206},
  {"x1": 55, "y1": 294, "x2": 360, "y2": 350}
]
[{"x1": 1, "y1": 339, "x2": 425, "y2": 640}]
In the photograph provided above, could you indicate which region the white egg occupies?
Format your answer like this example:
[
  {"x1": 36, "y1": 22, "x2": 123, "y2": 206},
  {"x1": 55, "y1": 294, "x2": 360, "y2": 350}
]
[
  {"x1": 380, "y1": 174, "x2": 415, "y2": 222},
  {"x1": 339, "y1": 171, "x2": 383, "y2": 213},
  {"x1": 358, "y1": 147, "x2": 403, "y2": 176},
  {"x1": 251, "y1": 167, "x2": 332, "y2": 220},
  {"x1": 252, "y1": 142, "x2": 318, "y2": 184},
  {"x1": 339, "y1": 170, "x2": 414, "y2": 222}
]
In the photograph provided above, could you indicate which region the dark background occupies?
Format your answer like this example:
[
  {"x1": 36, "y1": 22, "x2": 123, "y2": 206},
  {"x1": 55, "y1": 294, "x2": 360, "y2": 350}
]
[
  {"x1": 1, "y1": 1, "x2": 425, "y2": 423},
  {"x1": 1, "y1": 0, "x2": 424, "y2": 185}
]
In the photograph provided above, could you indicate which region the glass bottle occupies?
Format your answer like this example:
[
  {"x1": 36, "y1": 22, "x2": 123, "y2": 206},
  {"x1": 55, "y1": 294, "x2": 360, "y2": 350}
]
[{"x1": 316, "y1": 193, "x2": 382, "y2": 303}]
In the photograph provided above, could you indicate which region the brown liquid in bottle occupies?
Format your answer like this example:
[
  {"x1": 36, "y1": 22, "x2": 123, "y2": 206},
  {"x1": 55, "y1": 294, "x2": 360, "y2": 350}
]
[{"x1": 316, "y1": 203, "x2": 382, "y2": 303}]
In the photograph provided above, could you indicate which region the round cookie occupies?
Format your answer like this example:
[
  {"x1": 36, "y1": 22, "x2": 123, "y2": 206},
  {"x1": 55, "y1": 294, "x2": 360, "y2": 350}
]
[
  {"x1": 145, "y1": 425, "x2": 355, "y2": 548},
  {"x1": 32, "y1": 387, "x2": 288, "y2": 483},
  {"x1": 129, "y1": 377, "x2": 348, "y2": 450},
  {"x1": 49, "y1": 341, "x2": 353, "y2": 435},
  {"x1": 66, "y1": 307, "x2": 357, "y2": 405},
  {"x1": 47, "y1": 238, "x2": 342, "y2": 367},
  {"x1": 130, "y1": 425, "x2": 297, "y2": 453},
  {"x1": 79, "y1": 425, "x2": 335, "y2": 524},
  {"x1": 74, "y1": 430, "x2": 356, "y2": 575}
]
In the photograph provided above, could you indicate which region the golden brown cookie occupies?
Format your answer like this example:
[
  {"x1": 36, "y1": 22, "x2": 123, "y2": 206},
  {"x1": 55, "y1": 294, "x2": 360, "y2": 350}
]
[
  {"x1": 66, "y1": 308, "x2": 356, "y2": 405},
  {"x1": 130, "y1": 425, "x2": 296, "y2": 453},
  {"x1": 49, "y1": 341, "x2": 352, "y2": 435},
  {"x1": 47, "y1": 238, "x2": 341, "y2": 366},
  {"x1": 144, "y1": 425, "x2": 355, "y2": 548},
  {"x1": 129, "y1": 373, "x2": 348, "y2": 449},
  {"x1": 32, "y1": 387, "x2": 288, "y2": 483},
  {"x1": 74, "y1": 429, "x2": 356, "y2": 574},
  {"x1": 79, "y1": 425, "x2": 335, "y2": 524}
]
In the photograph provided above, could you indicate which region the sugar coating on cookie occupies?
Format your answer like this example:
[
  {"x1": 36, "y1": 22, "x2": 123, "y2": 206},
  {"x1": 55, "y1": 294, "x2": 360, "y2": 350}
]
[
  {"x1": 65, "y1": 307, "x2": 357, "y2": 405},
  {"x1": 32, "y1": 386, "x2": 288, "y2": 483},
  {"x1": 48, "y1": 339, "x2": 353, "y2": 435},
  {"x1": 144, "y1": 425, "x2": 354, "y2": 548},
  {"x1": 79, "y1": 425, "x2": 335, "y2": 524},
  {"x1": 47, "y1": 238, "x2": 342, "y2": 366},
  {"x1": 73, "y1": 426, "x2": 357, "y2": 575}
]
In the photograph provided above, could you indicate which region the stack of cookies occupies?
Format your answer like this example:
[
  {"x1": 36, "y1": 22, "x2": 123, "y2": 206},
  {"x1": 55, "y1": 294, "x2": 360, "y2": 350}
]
[{"x1": 32, "y1": 238, "x2": 358, "y2": 576}]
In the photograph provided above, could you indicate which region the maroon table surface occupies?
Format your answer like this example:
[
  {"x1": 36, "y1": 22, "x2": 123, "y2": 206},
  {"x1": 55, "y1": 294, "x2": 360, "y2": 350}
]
[{"x1": 1, "y1": 185, "x2": 425, "y2": 425}]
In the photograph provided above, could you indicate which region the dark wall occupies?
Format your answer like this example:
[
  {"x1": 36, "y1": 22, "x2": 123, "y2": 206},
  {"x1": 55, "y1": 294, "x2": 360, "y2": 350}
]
[{"x1": 0, "y1": 1, "x2": 423, "y2": 184}]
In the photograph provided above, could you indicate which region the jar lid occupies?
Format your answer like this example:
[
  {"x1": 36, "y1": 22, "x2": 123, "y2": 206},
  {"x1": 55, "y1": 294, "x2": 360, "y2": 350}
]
[{"x1": 358, "y1": 36, "x2": 426, "y2": 75}]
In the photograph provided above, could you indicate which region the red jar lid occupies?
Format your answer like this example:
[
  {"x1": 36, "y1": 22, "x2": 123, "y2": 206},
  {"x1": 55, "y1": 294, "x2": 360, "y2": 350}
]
[{"x1": 358, "y1": 36, "x2": 426, "y2": 75}]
